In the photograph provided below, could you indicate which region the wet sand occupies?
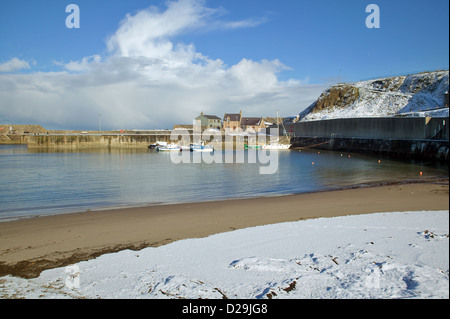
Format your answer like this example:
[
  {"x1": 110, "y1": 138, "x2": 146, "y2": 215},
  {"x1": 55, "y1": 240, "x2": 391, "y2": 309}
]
[{"x1": 0, "y1": 180, "x2": 448, "y2": 279}]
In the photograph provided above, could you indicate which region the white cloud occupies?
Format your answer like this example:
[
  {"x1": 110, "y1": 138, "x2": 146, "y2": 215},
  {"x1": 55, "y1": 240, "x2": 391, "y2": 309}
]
[
  {"x1": 229, "y1": 59, "x2": 287, "y2": 93},
  {"x1": 106, "y1": 0, "x2": 268, "y2": 59},
  {"x1": 0, "y1": 0, "x2": 326, "y2": 130},
  {"x1": 107, "y1": 0, "x2": 214, "y2": 59},
  {"x1": 219, "y1": 17, "x2": 268, "y2": 30},
  {"x1": 64, "y1": 55, "x2": 102, "y2": 72},
  {"x1": 0, "y1": 58, "x2": 31, "y2": 73}
]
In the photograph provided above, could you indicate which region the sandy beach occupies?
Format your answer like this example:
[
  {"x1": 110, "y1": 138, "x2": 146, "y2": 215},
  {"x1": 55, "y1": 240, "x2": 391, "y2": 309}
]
[{"x1": 0, "y1": 180, "x2": 448, "y2": 279}]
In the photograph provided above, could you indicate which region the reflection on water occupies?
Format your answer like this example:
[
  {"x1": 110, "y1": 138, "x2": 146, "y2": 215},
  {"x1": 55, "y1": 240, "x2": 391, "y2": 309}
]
[{"x1": 0, "y1": 145, "x2": 447, "y2": 220}]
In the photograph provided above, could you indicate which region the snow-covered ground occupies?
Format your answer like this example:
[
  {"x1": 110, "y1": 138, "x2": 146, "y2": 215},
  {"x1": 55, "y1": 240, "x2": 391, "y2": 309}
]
[{"x1": 0, "y1": 211, "x2": 448, "y2": 299}]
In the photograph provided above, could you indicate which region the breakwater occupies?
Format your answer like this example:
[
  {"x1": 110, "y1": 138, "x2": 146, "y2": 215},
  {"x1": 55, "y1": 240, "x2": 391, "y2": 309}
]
[
  {"x1": 291, "y1": 136, "x2": 448, "y2": 161},
  {"x1": 22, "y1": 131, "x2": 282, "y2": 149},
  {"x1": 0, "y1": 134, "x2": 28, "y2": 145},
  {"x1": 290, "y1": 117, "x2": 449, "y2": 162},
  {"x1": 26, "y1": 132, "x2": 172, "y2": 149}
]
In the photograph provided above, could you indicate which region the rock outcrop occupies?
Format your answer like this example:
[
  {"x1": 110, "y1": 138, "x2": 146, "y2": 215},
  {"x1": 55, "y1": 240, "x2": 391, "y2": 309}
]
[{"x1": 299, "y1": 70, "x2": 449, "y2": 121}]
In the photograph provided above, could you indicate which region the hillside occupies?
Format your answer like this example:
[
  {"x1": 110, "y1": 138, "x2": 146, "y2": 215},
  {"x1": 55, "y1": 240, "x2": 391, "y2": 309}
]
[{"x1": 299, "y1": 70, "x2": 449, "y2": 121}]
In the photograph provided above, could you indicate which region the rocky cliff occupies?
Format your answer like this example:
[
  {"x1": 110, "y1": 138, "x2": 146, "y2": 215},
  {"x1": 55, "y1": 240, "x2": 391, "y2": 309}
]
[{"x1": 299, "y1": 70, "x2": 449, "y2": 121}]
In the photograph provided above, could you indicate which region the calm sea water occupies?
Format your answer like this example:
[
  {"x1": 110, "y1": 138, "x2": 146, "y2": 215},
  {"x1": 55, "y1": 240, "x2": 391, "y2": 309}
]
[{"x1": 0, "y1": 145, "x2": 448, "y2": 221}]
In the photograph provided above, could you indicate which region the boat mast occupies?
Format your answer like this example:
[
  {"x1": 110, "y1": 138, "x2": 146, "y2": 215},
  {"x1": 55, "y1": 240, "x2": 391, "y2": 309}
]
[
  {"x1": 276, "y1": 109, "x2": 288, "y2": 137},
  {"x1": 276, "y1": 110, "x2": 279, "y2": 128}
]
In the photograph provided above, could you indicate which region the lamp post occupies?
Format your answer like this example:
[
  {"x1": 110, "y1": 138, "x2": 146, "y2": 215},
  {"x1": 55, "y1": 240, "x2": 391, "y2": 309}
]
[{"x1": 99, "y1": 114, "x2": 102, "y2": 135}]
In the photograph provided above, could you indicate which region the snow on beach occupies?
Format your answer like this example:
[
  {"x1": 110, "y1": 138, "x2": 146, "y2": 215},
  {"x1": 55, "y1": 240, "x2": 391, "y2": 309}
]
[{"x1": 0, "y1": 211, "x2": 448, "y2": 299}]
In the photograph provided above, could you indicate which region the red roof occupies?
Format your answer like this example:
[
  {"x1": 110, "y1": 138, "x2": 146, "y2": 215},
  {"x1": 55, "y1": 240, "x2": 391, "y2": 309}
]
[
  {"x1": 241, "y1": 117, "x2": 262, "y2": 126},
  {"x1": 224, "y1": 113, "x2": 241, "y2": 122}
]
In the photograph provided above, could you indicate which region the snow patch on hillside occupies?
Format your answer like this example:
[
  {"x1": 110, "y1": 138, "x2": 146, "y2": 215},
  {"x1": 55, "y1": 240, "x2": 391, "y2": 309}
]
[{"x1": 300, "y1": 71, "x2": 449, "y2": 121}]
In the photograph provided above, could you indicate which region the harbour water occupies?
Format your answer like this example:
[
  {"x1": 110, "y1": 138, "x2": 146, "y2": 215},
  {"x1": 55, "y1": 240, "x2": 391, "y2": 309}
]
[{"x1": 0, "y1": 145, "x2": 448, "y2": 221}]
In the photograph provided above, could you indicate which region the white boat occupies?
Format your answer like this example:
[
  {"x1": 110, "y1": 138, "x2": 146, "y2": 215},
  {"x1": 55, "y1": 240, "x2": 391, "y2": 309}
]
[
  {"x1": 149, "y1": 141, "x2": 168, "y2": 149},
  {"x1": 262, "y1": 143, "x2": 291, "y2": 150},
  {"x1": 261, "y1": 110, "x2": 292, "y2": 150},
  {"x1": 190, "y1": 143, "x2": 214, "y2": 152},
  {"x1": 156, "y1": 143, "x2": 181, "y2": 152},
  {"x1": 179, "y1": 145, "x2": 191, "y2": 152}
]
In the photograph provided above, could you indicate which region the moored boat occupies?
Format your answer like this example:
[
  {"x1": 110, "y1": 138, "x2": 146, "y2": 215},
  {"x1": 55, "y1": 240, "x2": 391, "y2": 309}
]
[
  {"x1": 244, "y1": 144, "x2": 261, "y2": 150},
  {"x1": 190, "y1": 143, "x2": 214, "y2": 152},
  {"x1": 156, "y1": 143, "x2": 181, "y2": 152},
  {"x1": 262, "y1": 143, "x2": 291, "y2": 150},
  {"x1": 149, "y1": 141, "x2": 168, "y2": 149}
]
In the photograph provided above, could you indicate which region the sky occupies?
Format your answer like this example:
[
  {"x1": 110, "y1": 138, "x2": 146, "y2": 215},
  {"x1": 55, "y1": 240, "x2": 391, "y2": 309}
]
[{"x1": 0, "y1": 0, "x2": 448, "y2": 130}]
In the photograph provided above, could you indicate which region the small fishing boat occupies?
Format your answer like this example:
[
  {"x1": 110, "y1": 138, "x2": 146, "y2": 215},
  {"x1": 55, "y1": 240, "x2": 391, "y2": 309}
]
[
  {"x1": 149, "y1": 141, "x2": 168, "y2": 149},
  {"x1": 244, "y1": 144, "x2": 261, "y2": 150},
  {"x1": 262, "y1": 143, "x2": 291, "y2": 150},
  {"x1": 179, "y1": 145, "x2": 191, "y2": 152},
  {"x1": 156, "y1": 143, "x2": 181, "y2": 152},
  {"x1": 190, "y1": 143, "x2": 214, "y2": 152},
  {"x1": 261, "y1": 110, "x2": 291, "y2": 150}
]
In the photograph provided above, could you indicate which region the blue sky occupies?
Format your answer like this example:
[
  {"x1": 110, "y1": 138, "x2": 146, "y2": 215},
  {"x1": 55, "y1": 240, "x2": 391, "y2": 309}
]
[{"x1": 0, "y1": 0, "x2": 449, "y2": 129}]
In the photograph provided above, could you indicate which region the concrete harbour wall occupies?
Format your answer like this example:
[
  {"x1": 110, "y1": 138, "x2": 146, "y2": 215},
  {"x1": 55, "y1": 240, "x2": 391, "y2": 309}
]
[
  {"x1": 290, "y1": 117, "x2": 449, "y2": 140},
  {"x1": 26, "y1": 134, "x2": 172, "y2": 149},
  {"x1": 24, "y1": 132, "x2": 274, "y2": 149},
  {"x1": 291, "y1": 136, "x2": 449, "y2": 162},
  {"x1": 290, "y1": 117, "x2": 449, "y2": 162}
]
